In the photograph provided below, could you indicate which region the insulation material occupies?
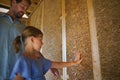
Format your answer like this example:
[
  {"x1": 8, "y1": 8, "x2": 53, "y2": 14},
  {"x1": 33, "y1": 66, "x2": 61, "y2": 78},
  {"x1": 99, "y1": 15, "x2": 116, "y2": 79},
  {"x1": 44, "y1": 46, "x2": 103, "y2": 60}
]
[
  {"x1": 28, "y1": 1, "x2": 43, "y2": 29},
  {"x1": 93, "y1": 0, "x2": 120, "y2": 80},
  {"x1": 65, "y1": 0, "x2": 93, "y2": 80},
  {"x1": 43, "y1": 0, "x2": 62, "y2": 80}
]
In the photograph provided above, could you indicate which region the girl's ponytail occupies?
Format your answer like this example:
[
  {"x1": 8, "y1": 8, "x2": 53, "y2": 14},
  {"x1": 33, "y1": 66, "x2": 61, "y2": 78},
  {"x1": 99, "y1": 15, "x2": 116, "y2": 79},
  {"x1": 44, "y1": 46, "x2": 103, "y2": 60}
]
[{"x1": 13, "y1": 36, "x2": 22, "y2": 53}]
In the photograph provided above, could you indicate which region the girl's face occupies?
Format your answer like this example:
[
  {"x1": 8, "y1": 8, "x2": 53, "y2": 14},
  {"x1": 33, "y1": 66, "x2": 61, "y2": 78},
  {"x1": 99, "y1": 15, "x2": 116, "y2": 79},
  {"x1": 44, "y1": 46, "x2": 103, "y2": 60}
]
[{"x1": 32, "y1": 35, "x2": 43, "y2": 52}]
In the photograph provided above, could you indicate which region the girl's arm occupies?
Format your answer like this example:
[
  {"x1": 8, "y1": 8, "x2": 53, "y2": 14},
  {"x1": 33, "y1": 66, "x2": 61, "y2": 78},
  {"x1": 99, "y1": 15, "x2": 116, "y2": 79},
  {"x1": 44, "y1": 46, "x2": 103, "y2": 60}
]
[
  {"x1": 51, "y1": 52, "x2": 83, "y2": 68},
  {"x1": 51, "y1": 59, "x2": 82, "y2": 68}
]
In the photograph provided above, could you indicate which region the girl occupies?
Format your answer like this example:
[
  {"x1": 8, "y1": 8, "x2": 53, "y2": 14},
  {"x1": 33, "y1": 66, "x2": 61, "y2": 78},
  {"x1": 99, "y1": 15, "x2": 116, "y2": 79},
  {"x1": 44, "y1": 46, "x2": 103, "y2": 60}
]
[{"x1": 10, "y1": 26, "x2": 83, "y2": 80}]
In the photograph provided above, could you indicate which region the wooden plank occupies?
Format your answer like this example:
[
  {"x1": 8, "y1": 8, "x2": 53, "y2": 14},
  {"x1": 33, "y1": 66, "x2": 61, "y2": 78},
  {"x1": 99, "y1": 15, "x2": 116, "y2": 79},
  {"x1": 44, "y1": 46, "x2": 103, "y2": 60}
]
[
  {"x1": 87, "y1": 0, "x2": 102, "y2": 80},
  {"x1": 61, "y1": 0, "x2": 69, "y2": 80},
  {"x1": 0, "y1": 0, "x2": 10, "y2": 8}
]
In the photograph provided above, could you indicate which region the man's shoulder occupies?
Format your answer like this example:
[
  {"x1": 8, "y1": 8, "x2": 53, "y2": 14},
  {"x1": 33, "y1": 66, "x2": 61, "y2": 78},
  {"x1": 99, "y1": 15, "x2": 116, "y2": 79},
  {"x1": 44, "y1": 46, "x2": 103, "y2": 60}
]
[
  {"x1": 0, "y1": 13, "x2": 9, "y2": 23},
  {"x1": 0, "y1": 12, "x2": 8, "y2": 21},
  {"x1": 0, "y1": 12, "x2": 6, "y2": 17}
]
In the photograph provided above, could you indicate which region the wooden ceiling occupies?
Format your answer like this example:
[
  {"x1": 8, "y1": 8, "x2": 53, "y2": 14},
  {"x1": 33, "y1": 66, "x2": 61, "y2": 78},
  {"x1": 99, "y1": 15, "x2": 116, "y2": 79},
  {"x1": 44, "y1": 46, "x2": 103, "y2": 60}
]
[{"x1": 0, "y1": 0, "x2": 43, "y2": 17}]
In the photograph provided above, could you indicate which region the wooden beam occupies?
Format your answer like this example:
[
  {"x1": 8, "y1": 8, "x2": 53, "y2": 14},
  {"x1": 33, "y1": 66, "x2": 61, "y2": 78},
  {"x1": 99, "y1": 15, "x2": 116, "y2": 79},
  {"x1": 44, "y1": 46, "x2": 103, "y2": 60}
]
[
  {"x1": 87, "y1": 0, "x2": 102, "y2": 80},
  {"x1": 61, "y1": 0, "x2": 69, "y2": 80},
  {"x1": 0, "y1": 0, "x2": 10, "y2": 8}
]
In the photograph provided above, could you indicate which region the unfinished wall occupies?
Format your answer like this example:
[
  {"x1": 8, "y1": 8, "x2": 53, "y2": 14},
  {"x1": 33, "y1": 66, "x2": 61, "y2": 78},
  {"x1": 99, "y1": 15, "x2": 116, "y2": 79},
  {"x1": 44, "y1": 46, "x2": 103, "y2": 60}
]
[
  {"x1": 28, "y1": 1, "x2": 43, "y2": 29},
  {"x1": 42, "y1": 0, "x2": 93, "y2": 80},
  {"x1": 93, "y1": 0, "x2": 120, "y2": 80},
  {"x1": 66, "y1": 0, "x2": 93, "y2": 80},
  {"x1": 24, "y1": 0, "x2": 120, "y2": 80},
  {"x1": 43, "y1": 0, "x2": 62, "y2": 80},
  {"x1": 27, "y1": 0, "x2": 93, "y2": 80}
]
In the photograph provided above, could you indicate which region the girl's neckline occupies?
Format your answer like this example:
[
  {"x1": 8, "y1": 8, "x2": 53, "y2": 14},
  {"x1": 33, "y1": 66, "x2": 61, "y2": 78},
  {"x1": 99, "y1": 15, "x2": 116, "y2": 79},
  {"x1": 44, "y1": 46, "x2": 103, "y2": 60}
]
[{"x1": 23, "y1": 52, "x2": 43, "y2": 60}]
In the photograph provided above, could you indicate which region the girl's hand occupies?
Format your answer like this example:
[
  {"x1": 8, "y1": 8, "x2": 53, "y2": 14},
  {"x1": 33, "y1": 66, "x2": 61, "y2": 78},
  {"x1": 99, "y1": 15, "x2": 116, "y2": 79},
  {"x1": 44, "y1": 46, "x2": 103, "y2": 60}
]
[{"x1": 74, "y1": 51, "x2": 83, "y2": 64}]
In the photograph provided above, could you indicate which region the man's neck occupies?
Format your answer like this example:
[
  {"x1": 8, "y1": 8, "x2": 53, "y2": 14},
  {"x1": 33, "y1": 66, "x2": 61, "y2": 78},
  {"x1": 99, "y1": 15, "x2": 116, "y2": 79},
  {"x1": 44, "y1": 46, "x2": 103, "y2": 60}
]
[{"x1": 7, "y1": 10, "x2": 17, "y2": 21}]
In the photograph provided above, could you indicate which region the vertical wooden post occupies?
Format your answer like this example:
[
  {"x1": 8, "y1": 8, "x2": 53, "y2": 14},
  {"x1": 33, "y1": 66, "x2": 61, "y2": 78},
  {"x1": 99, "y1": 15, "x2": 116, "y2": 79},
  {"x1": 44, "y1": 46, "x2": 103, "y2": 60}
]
[
  {"x1": 41, "y1": 0, "x2": 44, "y2": 32},
  {"x1": 61, "y1": 0, "x2": 69, "y2": 80},
  {"x1": 40, "y1": 1, "x2": 44, "y2": 53},
  {"x1": 87, "y1": 0, "x2": 102, "y2": 80}
]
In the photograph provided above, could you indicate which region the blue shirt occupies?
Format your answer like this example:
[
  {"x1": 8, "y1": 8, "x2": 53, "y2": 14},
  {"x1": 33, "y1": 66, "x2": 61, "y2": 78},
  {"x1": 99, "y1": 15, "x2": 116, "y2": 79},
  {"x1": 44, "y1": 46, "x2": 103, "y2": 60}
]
[
  {"x1": 10, "y1": 56, "x2": 52, "y2": 80},
  {"x1": 0, "y1": 13, "x2": 25, "y2": 80}
]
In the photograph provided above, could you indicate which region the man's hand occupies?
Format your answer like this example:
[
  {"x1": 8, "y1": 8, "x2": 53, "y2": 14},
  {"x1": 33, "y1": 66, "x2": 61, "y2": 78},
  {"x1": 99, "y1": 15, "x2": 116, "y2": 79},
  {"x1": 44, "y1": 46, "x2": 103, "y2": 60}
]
[{"x1": 14, "y1": 73, "x2": 23, "y2": 80}]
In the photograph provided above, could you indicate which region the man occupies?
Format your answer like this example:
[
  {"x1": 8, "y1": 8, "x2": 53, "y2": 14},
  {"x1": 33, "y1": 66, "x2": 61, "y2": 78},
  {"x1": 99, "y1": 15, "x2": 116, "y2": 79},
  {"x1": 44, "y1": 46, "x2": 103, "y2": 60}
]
[{"x1": 0, "y1": 0, "x2": 59, "y2": 79}]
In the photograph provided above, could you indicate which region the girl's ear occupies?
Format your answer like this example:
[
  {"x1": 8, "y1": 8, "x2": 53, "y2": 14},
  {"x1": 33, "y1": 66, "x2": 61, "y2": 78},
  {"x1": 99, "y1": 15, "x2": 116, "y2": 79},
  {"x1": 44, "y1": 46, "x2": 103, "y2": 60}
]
[{"x1": 29, "y1": 36, "x2": 34, "y2": 43}]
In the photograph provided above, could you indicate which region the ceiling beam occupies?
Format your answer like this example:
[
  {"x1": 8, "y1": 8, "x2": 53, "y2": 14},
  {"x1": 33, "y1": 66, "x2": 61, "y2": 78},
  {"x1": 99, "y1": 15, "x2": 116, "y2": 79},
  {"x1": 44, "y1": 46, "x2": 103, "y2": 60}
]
[{"x1": 0, "y1": 0, "x2": 10, "y2": 8}]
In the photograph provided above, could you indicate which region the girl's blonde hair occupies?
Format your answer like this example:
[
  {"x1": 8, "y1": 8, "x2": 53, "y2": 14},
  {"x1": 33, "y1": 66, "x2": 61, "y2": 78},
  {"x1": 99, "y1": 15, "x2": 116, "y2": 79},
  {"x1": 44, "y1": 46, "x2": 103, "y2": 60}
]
[{"x1": 13, "y1": 26, "x2": 43, "y2": 53}]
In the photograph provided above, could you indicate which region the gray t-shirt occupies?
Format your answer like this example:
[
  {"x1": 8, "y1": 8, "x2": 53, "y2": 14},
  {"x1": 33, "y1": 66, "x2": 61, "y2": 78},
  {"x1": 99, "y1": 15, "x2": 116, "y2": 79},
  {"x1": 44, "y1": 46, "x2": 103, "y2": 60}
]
[{"x1": 0, "y1": 13, "x2": 25, "y2": 80}]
